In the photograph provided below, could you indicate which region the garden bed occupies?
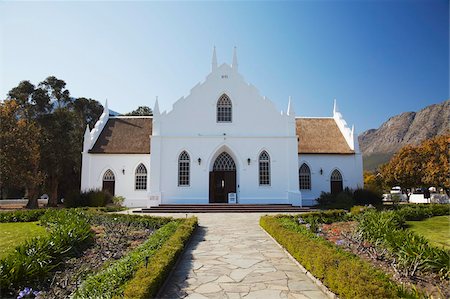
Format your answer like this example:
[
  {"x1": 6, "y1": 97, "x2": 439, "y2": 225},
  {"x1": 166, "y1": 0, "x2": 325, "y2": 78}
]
[{"x1": 0, "y1": 209, "x2": 197, "y2": 299}]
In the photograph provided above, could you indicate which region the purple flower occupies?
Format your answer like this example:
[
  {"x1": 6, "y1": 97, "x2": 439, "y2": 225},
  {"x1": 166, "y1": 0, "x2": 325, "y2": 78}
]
[{"x1": 335, "y1": 240, "x2": 345, "y2": 246}]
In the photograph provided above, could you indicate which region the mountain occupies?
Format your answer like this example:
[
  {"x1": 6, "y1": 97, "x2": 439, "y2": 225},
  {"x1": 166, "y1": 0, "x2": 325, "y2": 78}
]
[{"x1": 358, "y1": 99, "x2": 450, "y2": 170}]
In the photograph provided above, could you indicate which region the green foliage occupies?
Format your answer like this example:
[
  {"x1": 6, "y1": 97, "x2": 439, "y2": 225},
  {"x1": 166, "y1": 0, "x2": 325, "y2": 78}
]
[
  {"x1": 86, "y1": 211, "x2": 172, "y2": 230},
  {"x1": 358, "y1": 208, "x2": 450, "y2": 278},
  {"x1": 64, "y1": 189, "x2": 112, "y2": 207},
  {"x1": 407, "y1": 216, "x2": 450, "y2": 249},
  {"x1": 350, "y1": 205, "x2": 375, "y2": 216},
  {"x1": 395, "y1": 204, "x2": 450, "y2": 221},
  {"x1": 73, "y1": 221, "x2": 181, "y2": 299},
  {"x1": 0, "y1": 209, "x2": 47, "y2": 223},
  {"x1": 112, "y1": 196, "x2": 125, "y2": 206},
  {"x1": 317, "y1": 188, "x2": 355, "y2": 209},
  {"x1": 0, "y1": 209, "x2": 93, "y2": 290},
  {"x1": 125, "y1": 106, "x2": 153, "y2": 116},
  {"x1": 0, "y1": 222, "x2": 48, "y2": 259},
  {"x1": 353, "y1": 188, "x2": 382, "y2": 206},
  {"x1": 260, "y1": 216, "x2": 400, "y2": 298},
  {"x1": 123, "y1": 217, "x2": 198, "y2": 299}
]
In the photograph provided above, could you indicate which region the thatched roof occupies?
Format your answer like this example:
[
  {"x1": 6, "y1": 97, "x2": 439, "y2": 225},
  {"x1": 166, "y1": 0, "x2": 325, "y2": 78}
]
[
  {"x1": 89, "y1": 117, "x2": 152, "y2": 154},
  {"x1": 296, "y1": 118, "x2": 354, "y2": 154}
]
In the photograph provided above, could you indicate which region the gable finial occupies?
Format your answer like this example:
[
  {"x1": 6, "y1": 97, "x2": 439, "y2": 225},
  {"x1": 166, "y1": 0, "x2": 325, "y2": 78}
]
[
  {"x1": 232, "y1": 46, "x2": 238, "y2": 71},
  {"x1": 104, "y1": 99, "x2": 109, "y2": 115},
  {"x1": 154, "y1": 96, "x2": 160, "y2": 116},
  {"x1": 287, "y1": 96, "x2": 295, "y2": 116},
  {"x1": 212, "y1": 46, "x2": 217, "y2": 71},
  {"x1": 333, "y1": 98, "x2": 337, "y2": 116}
]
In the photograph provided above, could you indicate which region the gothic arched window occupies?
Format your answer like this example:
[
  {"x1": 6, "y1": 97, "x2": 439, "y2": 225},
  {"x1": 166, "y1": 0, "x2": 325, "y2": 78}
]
[
  {"x1": 102, "y1": 169, "x2": 115, "y2": 196},
  {"x1": 135, "y1": 163, "x2": 147, "y2": 190},
  {"x1": 213, "y1": 152, "x2": 236, "y2": 171},
  {"x1": 259, "y1": 151, "x2": 270, "y2": 186},
  {"x1": 217, "y1": 94, "x2": 232, "y2": 123},
  {"x1": 299, "y1": 163, "x2": 311, "y2": 190},
  {"x1": 178, "y1": 151, "x2": 190, "y2": 186}
]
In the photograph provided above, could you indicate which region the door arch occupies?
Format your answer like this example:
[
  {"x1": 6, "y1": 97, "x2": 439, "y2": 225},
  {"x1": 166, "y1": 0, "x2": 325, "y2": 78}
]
[
  {"x1": 330, "y1": 169, "x2": 343, "y2": 194},
  {"x1": 209, "y1": 152, "x2": 236, "y2": 203},
  {"x1": 102, "y1": 169, "x2": 115, "y2": 196}
]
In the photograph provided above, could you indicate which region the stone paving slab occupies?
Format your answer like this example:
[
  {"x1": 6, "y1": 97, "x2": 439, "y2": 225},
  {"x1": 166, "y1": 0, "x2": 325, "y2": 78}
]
[{"x1": 155, "y1": 213, "x2": 328, "y2": 299}]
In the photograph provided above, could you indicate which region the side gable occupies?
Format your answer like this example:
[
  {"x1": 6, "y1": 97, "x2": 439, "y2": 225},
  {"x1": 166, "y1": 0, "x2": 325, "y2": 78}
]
[
  {"x1": 296, "y1": 118, "x2": 354, "y2": 154},
  {"x1": 89, "y1": 117, "x2": 152, "y2": 154}
]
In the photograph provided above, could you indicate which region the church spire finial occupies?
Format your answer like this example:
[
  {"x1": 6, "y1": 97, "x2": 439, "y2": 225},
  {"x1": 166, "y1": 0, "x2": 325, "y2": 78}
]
[
  {"x1": 154, "y1": 96, "x2": 160, "y2": 116},
  {"x1": 104, "y1": 99, "x2": 109, "y2": 116},
  {"x1": 212, "y1": 46, "x2": 217, "y2": 71},
  {"x1": 287, "y1": 96, "x2": 295, "y2": 116},
  {"x1": 232, "y1": 46, "x2": 238, "y2": 71},
  {"x1": 333, "y1": 98, "x2": 337, "y2": 116}
]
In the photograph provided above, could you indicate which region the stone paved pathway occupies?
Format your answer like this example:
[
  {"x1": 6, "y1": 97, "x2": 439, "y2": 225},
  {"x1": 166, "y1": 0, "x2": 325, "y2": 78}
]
[{"x1": 159, "y1": 213, "x2": 327, "y2": 299}]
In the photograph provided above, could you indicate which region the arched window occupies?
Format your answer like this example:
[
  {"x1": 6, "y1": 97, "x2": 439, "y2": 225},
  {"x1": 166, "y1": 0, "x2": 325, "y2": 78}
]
[
  {"x1": 135, "y1": 163, "x2": 147, "y2": 190},
  {"x1": 178, "y1": 151, "x2": 190, "y2": 186},
  {"x1": 102, "y1": 169, "x2": 115, "y2": 196},
  {"x1": 299, "y1": 163, "x2": 311, "y2": 190},
  {"x1": 213, "y1": 152, "x2": 236, "y2": 171},
  {"x1": 259, "y1": 151, "x2": 270, "y2": 186},
  {"x1": 330, "y1": 169, "x2": 343, "y2": 194},
  {"x1": 217, "y1": 94, "x2": 232, "y2": 122}
]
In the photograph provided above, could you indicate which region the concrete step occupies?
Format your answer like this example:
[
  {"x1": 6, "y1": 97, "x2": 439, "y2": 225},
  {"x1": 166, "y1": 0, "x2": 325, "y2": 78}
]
[{"x1": 134, "y1": 204, "x2": 310, "y2": 213}]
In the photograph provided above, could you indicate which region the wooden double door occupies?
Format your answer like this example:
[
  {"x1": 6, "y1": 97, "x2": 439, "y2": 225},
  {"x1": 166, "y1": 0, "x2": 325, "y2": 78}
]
[{"x1": 209, "y1": 171, "x2": 236, "y2": 203}]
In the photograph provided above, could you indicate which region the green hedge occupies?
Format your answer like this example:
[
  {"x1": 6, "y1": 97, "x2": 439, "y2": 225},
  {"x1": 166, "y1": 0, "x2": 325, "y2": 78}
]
[
  {"x1": 395, "y1": 204, "x2": 450, "y2": 221},
  {"x1": 0, "y1": 209, "x2": 93, "y2": 290},
  {"x1": 123, "y1": 217, "x2": 198, "y2": 298},
  {"x1": 73, "y1": 220, "x2": 185, "y2": 298},
  {"x1": 260, "y1": 215, "x2": 400, "y2": 299},
  {"x1": 0, "y1": 209, "x2": 47, "y2": 223},
  {"x1": 86, "y1": 210, "x2": 173, "y2": 229}
]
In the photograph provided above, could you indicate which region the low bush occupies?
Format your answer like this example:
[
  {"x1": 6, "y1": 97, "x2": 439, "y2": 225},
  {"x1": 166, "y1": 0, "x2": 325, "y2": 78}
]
[
  {"x1": 260, "y1": 216, "x2": 401, "y2": 298},
  {"x1": 0, "y1": 209, "x2": 47, "y2": 223},
  {"x1": 316, "y1": 188, "x2": 355, "y2": 210},
  {"x1": 73, "y1": 220, "x2": 182, "y2": 298},
  {"x1": 0, "y1": 209, "x2": 93, "y2": 290},
  {"x1": 64, "y1": 189, "x2": 112, "y2": 208},
  {"x1": 353, "y1": 188, "x2": 382, "y2": 206},
  {"x1": 350, "y1": 205, "x2": 375, "y2": 216},
  {"x1": 395, "y1": 204, "x2": 450, "y2": 221},
  {"x1": 87, "y1": 211, "x2": 173, "y2": 230},
  {"x1": 123, "y1": 217, "x2": 198, "y2": 298}
]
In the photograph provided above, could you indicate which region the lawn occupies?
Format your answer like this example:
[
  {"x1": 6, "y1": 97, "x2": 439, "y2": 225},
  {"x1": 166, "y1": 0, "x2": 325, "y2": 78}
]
[
  {"x1": 0, "y1": 222, "x2": 48, "y2": 258},
  {"x1": 406, "y1": 215, "x2": 450, "y2": 249}
]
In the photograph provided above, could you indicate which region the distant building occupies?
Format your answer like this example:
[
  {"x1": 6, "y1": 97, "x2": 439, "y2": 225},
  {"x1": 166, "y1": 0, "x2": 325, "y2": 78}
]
[{"x1": 81, "y1": 48, "x2": 363, "y2": 207}]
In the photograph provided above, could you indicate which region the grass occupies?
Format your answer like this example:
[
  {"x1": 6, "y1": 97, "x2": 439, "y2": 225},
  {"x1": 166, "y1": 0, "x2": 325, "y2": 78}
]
[
  {"x1": 406, "y1": 215, "x2": 450, "y2": 249},
  {"x1": 0, "y1": 222, "x2": 48, "y2": 258}
]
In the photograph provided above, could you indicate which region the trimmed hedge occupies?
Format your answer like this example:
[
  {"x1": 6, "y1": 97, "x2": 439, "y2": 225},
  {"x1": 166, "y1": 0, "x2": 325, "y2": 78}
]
[
  {"x1": 73, "y1": 219, "x2": 192, "y2": 298},
  {"x1": 0, "y1": 209, "x2": 93, "y2": 290},
  {"x1": 260, "y1": 215, "x2": 400, "y2": 299},
  {"x1": 0, "y1": 209, "x2": 47, "y2": 223},
  {"x1": 395, "y1": 204, "x2": 450, "y2": 221},
  {"x1": 123, "y1": 217, "x2": 198, "y2": 298},
  {"x1": 86, "y1": 210, "x2": 173, "y2": 229}
]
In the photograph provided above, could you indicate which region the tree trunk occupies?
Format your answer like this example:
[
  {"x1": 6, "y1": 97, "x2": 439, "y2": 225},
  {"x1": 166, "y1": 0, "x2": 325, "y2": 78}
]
[
  {"x1": 48, "y1": 176, "x2": 59, "y2": 207},
  {"x1": 26, "y1": 186, "x2": 39, "y2": 209}
]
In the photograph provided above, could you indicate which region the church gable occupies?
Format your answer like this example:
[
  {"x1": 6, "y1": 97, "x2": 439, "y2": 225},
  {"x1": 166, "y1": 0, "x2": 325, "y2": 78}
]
[{"x1": 89, "y1": 117, "x2": 152, "y2": 154}]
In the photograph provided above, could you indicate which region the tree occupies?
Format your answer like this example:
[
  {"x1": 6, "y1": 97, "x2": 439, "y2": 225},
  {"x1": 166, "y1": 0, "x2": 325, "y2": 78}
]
[
  {"x1": 420, "y1": 135, "x2": 449, "y2": 194},
  {"x1": 380, "y1": 145, "x2": 423, "y2": 202},
  {"x1": 125, "y1": 106, "x2": 152, "y2": 116},
  {"x1": 0, "y1": 100, "x2": 43, "y2": 208},
  {"x1": 363, "y1": 170, "x2": 385, "y2": 194}
]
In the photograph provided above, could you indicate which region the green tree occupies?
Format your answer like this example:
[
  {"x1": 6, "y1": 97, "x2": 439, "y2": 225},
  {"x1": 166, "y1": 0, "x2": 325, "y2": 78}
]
[
  {"x1": 0, "y1": 100, "x2": 43, "y2": 208},
  {"x1": 125, "y1": 106, "x2": 152, "y2": 116}
]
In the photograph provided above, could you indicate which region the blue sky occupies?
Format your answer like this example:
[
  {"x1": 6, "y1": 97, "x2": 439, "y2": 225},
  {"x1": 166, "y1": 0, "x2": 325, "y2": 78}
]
[{"x1": 1, "y1": 1, "x2": 448, "y2": 133}]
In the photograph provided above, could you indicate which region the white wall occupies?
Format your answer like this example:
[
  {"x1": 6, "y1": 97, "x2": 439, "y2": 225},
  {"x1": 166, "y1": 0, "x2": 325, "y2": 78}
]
[
  {"x1": 81, "y1": 153, "x2": 150, "y2": 207},
  {"x1": 298, "y1": 153, "x2": 363, "y2": 206}
]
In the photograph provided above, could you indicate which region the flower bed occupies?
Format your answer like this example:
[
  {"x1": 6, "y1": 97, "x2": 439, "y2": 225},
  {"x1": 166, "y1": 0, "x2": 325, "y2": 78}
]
[{"x1": 261, "y1": 205, "x2": 450, "y2": 298}]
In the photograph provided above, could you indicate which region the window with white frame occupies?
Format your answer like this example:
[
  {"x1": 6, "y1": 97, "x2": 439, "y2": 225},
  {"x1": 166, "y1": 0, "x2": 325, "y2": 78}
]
[
  {"x1": 299, "y1": 163, "x2": 311, "y2": 190},
  {"x1": 135, "y1": 163, "x2": 147, "y2": 190},
  {"x1": 178, "y1": 151, "x2": 190, "y2": 186},
  {"x1": 216, "y1": 94, "x2": 232, "y2": 122},
  {"x1": 259, "y1": 151, "x2": 270, "y2": 186}
]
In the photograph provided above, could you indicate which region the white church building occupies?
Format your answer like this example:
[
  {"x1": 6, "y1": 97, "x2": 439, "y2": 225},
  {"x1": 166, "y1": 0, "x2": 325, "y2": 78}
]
[{"x1": 80, "y1": 48, "x2": 363, "y2": 208}]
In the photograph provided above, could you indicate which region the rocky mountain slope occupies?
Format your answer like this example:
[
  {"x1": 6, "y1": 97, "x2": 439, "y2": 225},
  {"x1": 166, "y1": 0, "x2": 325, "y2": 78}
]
[{"x1": 358, "y1": 99, "x2": 449, "y2": 170}]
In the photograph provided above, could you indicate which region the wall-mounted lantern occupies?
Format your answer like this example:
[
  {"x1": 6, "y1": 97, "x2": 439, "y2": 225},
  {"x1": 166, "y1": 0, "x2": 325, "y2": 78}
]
[
  {"x1": 319, "y1": 168, "x2": 323, "y2": 175},
  {"x1": 198, "y1": 158, "x2": 202, "y2": 165},
  {"x1": 122, "y1": 168, "x2": 125, "y2": 175},
  {"x1": 247, "y1": 158, "x2": 251, "y2": 165}
]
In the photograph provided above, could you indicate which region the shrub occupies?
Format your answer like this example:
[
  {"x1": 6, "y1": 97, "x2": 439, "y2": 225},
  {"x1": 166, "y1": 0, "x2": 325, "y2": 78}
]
[
  {"x1": 260, "y1": 216, "x2": 400, "y2": 298},
  {"x1": 317, "y1": 188, "x2": 355, "y2": 210},
  {"x1": 112, "y1": 196, "x2": 125, "y2": 206},
  {"x1": 350, "y1": 205, "x2": 375, "y2": 216},
  {"x1": 86, "y1": 211, "x2": 173, "y2": 230},
  {"x1": 0, "y1": 209, "x2": 46, "y2": 223},
  {"x1": 123, "y1": 217, "x2": 198, "y2": 298},
  {"x1": 73, "y1": 221, "x2": 182, "y2": 298},
  {"x1": 64, "y1": 189, "x2": 112, "y2": 207},
  {"x1": 353, "y1": 188, "x2": 382, "y2": 206},
  {"x1": 0, "y1": 209, "x2": 93, "y2": 290}
]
